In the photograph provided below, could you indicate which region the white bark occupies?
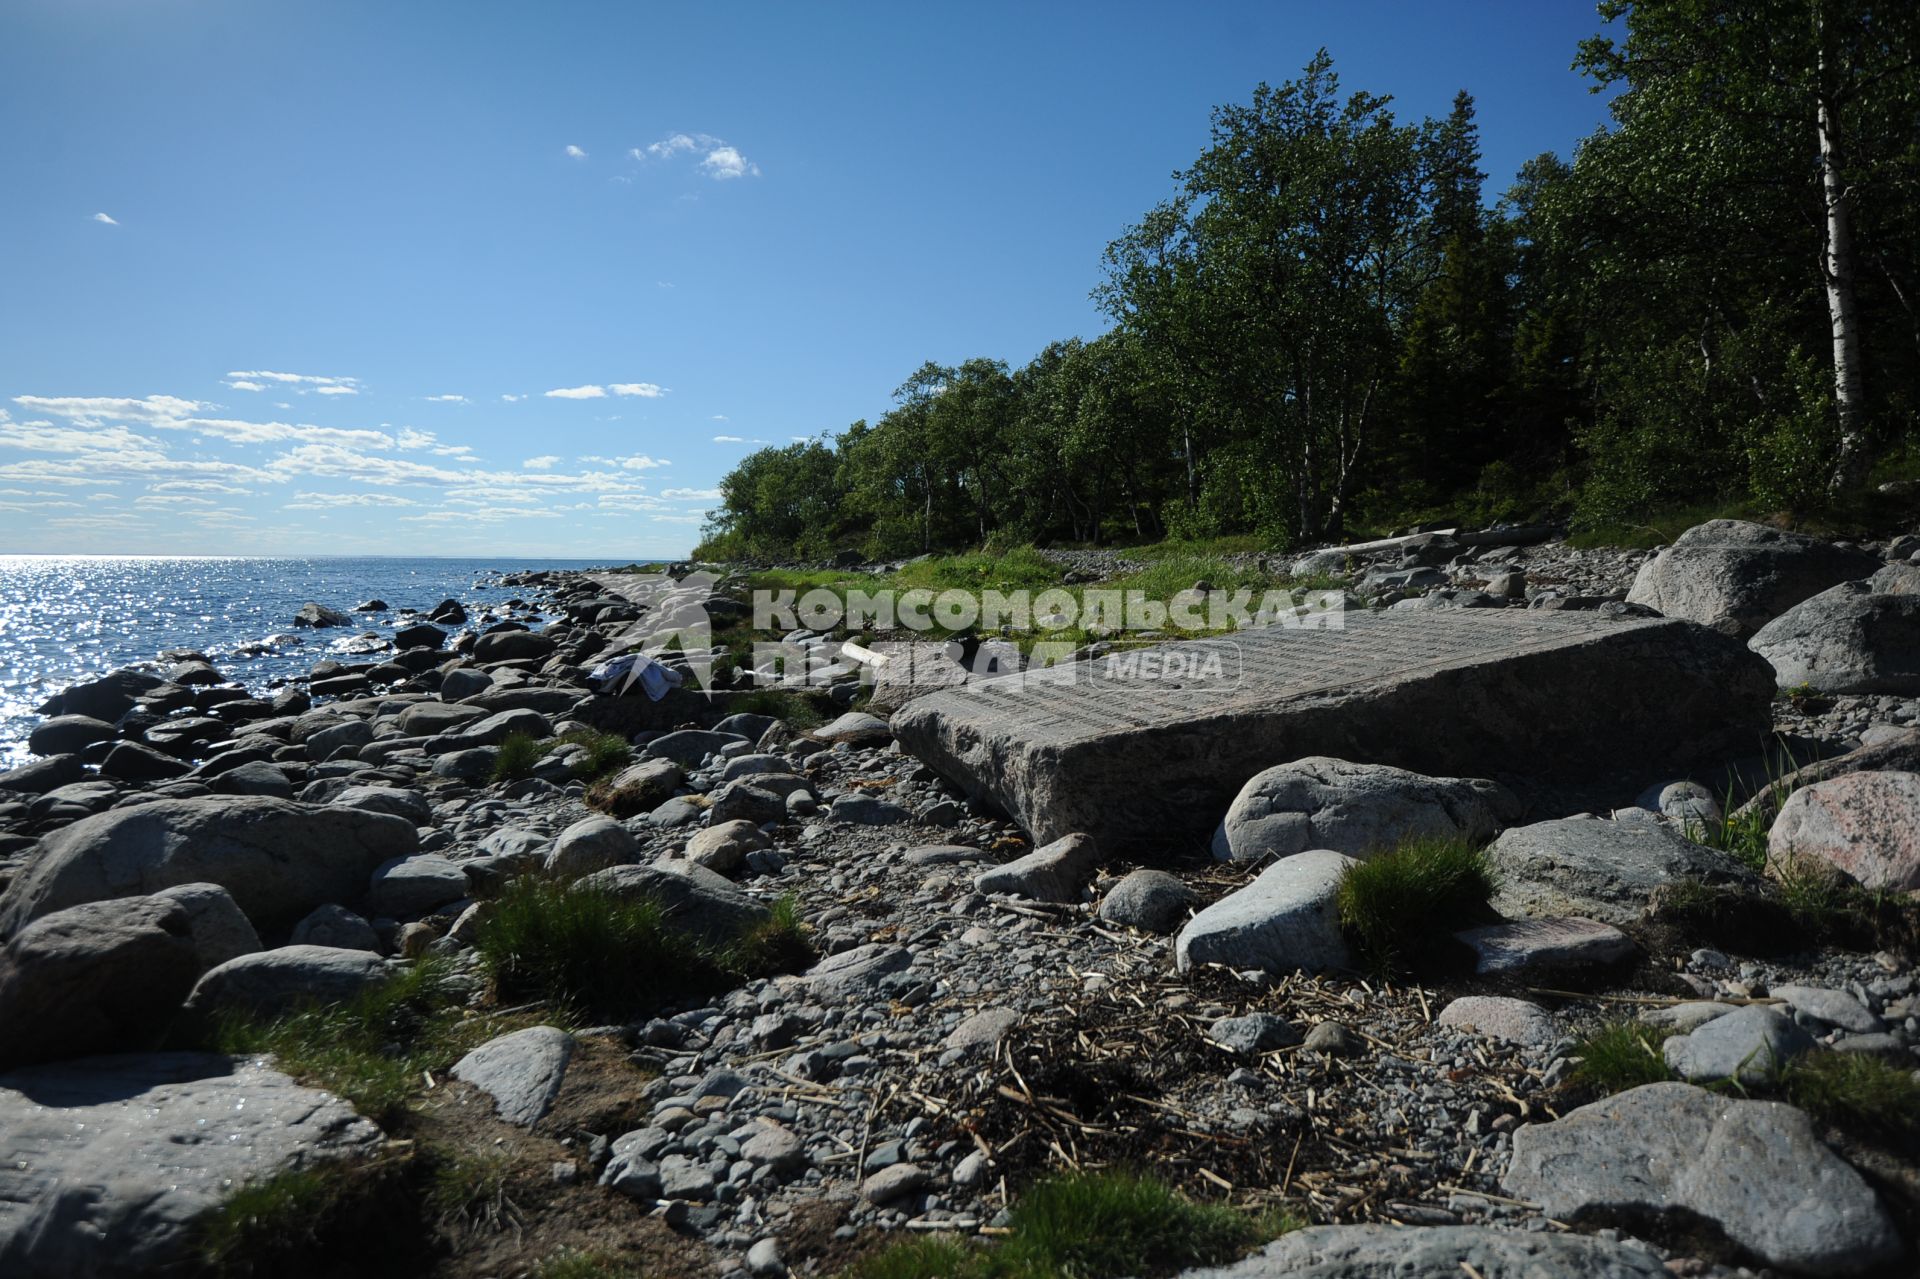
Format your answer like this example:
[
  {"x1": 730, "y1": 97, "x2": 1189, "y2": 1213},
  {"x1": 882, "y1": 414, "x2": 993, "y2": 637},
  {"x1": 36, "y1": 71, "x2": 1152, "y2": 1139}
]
[{"x1": 1818, "y1": 41, "x2": 1869, "y2": 492}]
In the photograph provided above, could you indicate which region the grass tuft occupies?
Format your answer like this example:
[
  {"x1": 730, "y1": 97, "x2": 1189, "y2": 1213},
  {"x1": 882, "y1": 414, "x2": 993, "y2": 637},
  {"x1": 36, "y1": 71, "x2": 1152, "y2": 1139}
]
[
  {"x1": 1568, "y1": 1021, "x2": 1676, "y2": 1095},
  {"x1": 1780, "y1": 1048, "x2": 1920, "y2": 1140},
  {"x1": 491, "y1": 731, "x2": 547, "y2": 783},
  {"x1": 555, "y1": 729, "x2": 633, "y2": 781},
  {"x1": 1335, "y1": 837, "x2": 1497, "y2": 977},
  {"x1": 474, "y1": 877, "x2": 723, "y2": 1018},
  {"x1": 842, "y1": 1170, "x2": 1294, "y2": 1279},
  {"x1": 424, "y1": 1149, "x2": 518, "y2": 1236},
  {"x1": 530, "y1": 1251, "x2": 649, "y2": 1279},
  {"x1": 193, "y1": 1158, "x2": 408, "y2": 1278},
  {"x1": 205, "y1": 958, "x2": 465, "y2": 1125},
  {"x1": 725, "y1": 892, "x2": 815, "y2": 978},
  {"x1": 997, "y1": 1170, "x2": 1292, "y2": 1278},
  {"x1": 476, "y1": 878, "x2": 817, "y2": 1019}
]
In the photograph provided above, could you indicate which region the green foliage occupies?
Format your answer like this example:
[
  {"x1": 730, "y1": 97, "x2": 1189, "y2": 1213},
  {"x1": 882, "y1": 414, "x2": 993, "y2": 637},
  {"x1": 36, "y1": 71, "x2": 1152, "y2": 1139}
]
[
  {"x1": 842, "y1": 1171, "x2": 1294, "y2": 1279},
  {"x1": 724, "y1": 687, "x2": 829, "y2": 731},
  {"x1": 195, "y1": 1167, "x2": 354, "y2": 1276},
  {"x1": 724, "y1": 892, "x2": 815, "y2": 978},
  {"x1": 475, "y1": 878, "x2": 814, "y2": 1019},
  {"x1": 995, "y1": 1171, "x2": 1293, "y2": 1278},
  {"x1": 530, "y1": 1254, "x2": 649, "y2": 1279},
  {"x1": 1780, "y1": 1050, "x2": 1920, "y2": 1141},
  {"x1": 475, "y1": 877, "x2": 722, "y2": 1018},
  {"x1": 696, "y1": 11, "x2": 1920, "y2": 562},
  {"x1": 843, "y1": 1236, "x2": 985, "y2": 1279},
  {"x1": 193, "y1": 1159, "x2": 408, "y2": 1278},
  {"x1": 424, "y1": 1150, "x2": 515, "y2": 1235},
  {"x1": 491, "y1": 731, "x2": 547, "y2": 784},
  {"x1": 555, "y1": 729, "x2": 632, "y2": 782},
  {"x1": 1569, "y1": 1021, "x2": 1677, "y2": 1095},
  {"x1": 1335, "y1": 838, "x2": 1498, "y2": 976},
  {"x1": 206, "y1": 959, "x2": 465, "y2": 1125}
]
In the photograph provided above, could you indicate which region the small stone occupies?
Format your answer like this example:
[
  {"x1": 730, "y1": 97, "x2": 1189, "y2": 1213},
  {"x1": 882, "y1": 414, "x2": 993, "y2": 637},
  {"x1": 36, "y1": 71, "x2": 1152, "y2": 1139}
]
[
  {"x1": 745, "y1": 1237, "x2": 787, "y2": 1277},
  {"x1": 1302, "y1": 1020, "x2": 1365, "y2": 1056},
  {"x1": 1435, "y1": 996, "x2": 1558, "y2": 1047},
  {"x1": 1454, "y1": 917, "x2": 1635, "y2": 975},
  {"x1": 1207, "y1": 1013, "x2": 1302, "y2": 1055},
  {"x1": 861, "y1": 1162, "x2": 926, "y2": 1204},
  {"x1": 944, "y1": 1007, "x2": 1019, "y2": 1054},
  {"x1": 1662, "y1": 1004, "x2": 1814, "y2": 1085}
]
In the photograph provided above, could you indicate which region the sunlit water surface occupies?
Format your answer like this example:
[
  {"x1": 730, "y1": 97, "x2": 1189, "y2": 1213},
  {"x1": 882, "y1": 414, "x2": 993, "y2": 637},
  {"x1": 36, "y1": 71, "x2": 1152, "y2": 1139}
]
[{"x1": 0, "y1": 556, "x2": 605, "y2": 766}]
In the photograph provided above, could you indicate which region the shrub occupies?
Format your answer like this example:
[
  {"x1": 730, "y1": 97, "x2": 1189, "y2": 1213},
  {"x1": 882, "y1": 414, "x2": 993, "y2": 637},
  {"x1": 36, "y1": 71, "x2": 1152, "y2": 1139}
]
[
  {"x1": 1568, "y1": 1021, "x2": 1675, "y2": 1095},
  {"x1": 1335, "y1": 838, "x2": 1497, "y2": 976}
]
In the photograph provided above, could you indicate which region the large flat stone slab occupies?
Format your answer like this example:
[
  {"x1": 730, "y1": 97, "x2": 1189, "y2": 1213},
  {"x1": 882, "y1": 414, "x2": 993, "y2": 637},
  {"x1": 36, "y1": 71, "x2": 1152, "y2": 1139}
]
[
  {"x1": 893, "y1": 611, "x2": 1773, "y2": 849},
  {"x1": 0, "y1": 1052, "x2": 383, "y2": 1278}
]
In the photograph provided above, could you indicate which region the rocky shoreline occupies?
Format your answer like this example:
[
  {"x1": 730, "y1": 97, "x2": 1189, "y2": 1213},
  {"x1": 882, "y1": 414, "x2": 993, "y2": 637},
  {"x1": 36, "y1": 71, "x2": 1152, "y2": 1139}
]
[{"x1": 3, "y1": 522, "x2": 1920, "y2": 1277}]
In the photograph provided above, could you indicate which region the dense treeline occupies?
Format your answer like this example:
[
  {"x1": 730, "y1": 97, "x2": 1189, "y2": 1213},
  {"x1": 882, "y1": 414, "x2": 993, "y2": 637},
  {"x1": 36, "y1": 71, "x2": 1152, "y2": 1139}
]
[{"x1": 697, "y1": 2, "x2": 1920, "y2": 562}]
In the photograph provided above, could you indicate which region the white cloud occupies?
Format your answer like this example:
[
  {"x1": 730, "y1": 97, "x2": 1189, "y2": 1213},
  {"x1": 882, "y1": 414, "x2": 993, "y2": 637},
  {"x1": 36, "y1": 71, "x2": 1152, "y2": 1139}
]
[
  {"x1": 151, "y1": 480, "x2": 251, "y2": 494},
  {"x1": 565, "y1": 144, "x2": 588, "y2": 159},
  {"x1": 394, "y1": 428, "x2": 473, "y2": 457},
  {"x1": 501, "y1": 393, "x2": 525, "y2": 403},
  {"x1": 637, "y1": 133, "x2": 759, "y2": 180},
  {"x1": 545, "y1": 385, "x2": 606, "y2": 400},
  {"x1": 226, "y1": 370, "x2": 359, "y2": 391},
  {"x1": 284, "y1": 491, "x2": 420, "y2": 509},
  {"x1": 522, "y1": 455, "x2": 561, "y2": 470},
  {"x1": 135, "y1": 494, "x2": 218, "y2": 507},
  {"x1": 610, "y1": 382, "x2": 666, "y2": 398},
  {"x1": 640, "y1": 133, "x2": 707, "y2": 159},
  {"x1": 652, "y1": 513, "x2": 707, "y2": 524},
  {"x1": 423, "y1": 394, "x2": 468, "y2": 404},
  {"x1": 662, "y1": 487, "x2": 721, "y2": 500},
  {"x1": 225, "y1": 379, "x2": 266, "y2": 392},
  {"x1": 619, "y1": 455, "x2": 669, "y2": 470},
  {"x1": 700, "y1": 145, "x2": 759, "y2": 180},
  {"x1": 92, "y1": 212, "x2": 118, "y2": 225},
  {"x1": 710, "y1": 414, "x2": 729, "y2": 422},
  {"x1": 712, "y1": 434, "x2": 743, "y2": 443},
  {"x1": 15, "y1": 397, "x2": 398, "y2": 450},
  {"x1": 313, "y1": 384, "x2": 357, "y2": 396}
]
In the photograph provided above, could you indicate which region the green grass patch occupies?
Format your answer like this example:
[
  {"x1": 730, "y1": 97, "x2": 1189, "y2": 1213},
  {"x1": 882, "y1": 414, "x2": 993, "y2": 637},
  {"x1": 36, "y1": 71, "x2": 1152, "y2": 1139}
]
[
  {"x1": 1566, "y1": 500, "x2": 1759, "y2": 550},
  {"x1": 204, "y1": 958, "x2": 470, "y2": 1126},
  {"x1": 1568, "y1": 1021, "x2": 1677, "y2": 1095},
  {"x1": 424, "y1": 1149, "x2": 518, "y2": 1236},
  {"x1": 1335, "y1": 838, "x2": 1498, "y2": 977},
  {"x1": 474, "y1": 878, "x2": 814, "y2": 1020},
  {"x1": 530, "y1": 1253, "x2": 649, "y2": 1279},
  {"x1": 725, "y1": 686, "x2": 831, "y2": 730},
  {"x1": 1105, "y1": 553, "x2": 1281, "y2": 602},
  {"x1": 1780, "y1": 1050, "x2": 1920, "y2": 1141},
  {"x1": 193, "y1": 1158, "x2": 412, "y2": 1278},
  {"x1": 843, "y1": 1170, "x2": 1294, "y2": 1279},
  {"x1": 475, "y1": 877, "x2": 724, "y2": 1018},
  {"x1": 725, "y1": 892, "x2": 815, "y2": 977},
  {"x1": 554, "y1": 728, "x2": 633, "y2": 782},
  {"x1": 491, "y1": 730, "x2": 547, "y2": 783}
]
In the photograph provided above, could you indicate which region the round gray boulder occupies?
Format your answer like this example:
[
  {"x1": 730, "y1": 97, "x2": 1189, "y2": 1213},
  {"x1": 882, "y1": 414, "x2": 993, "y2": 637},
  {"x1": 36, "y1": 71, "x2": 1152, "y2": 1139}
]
[{"x1": 1212, "y1": 757, "x2": 1516, "y2": 864}]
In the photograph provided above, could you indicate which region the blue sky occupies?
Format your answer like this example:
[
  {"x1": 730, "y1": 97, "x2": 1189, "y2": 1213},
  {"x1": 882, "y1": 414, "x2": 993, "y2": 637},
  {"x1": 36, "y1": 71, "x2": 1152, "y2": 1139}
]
[{"x1": 0, "y1": 1, "x2": 1617, "y2": 559}]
